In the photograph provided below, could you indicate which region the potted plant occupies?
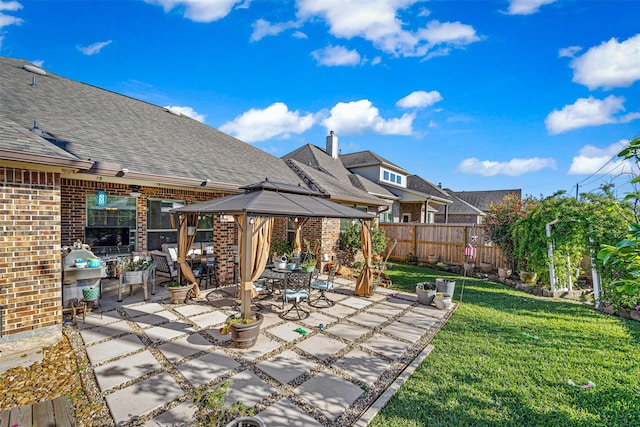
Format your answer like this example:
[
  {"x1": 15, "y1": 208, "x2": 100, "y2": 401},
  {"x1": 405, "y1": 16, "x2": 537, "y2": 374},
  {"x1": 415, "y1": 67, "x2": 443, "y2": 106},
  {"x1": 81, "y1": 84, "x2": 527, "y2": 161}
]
[
  {"x1": 165, "y1": 280, "x2": 193, "y2": 304},
  {"x1": 191, "y1": 380, "x2": 265, "y2": 427},
  {"x1": 371, "y1": 226, "x2": 389, "y2": 261},
  {"x1": 519, "y1": 271, "x2": 537, "y2": 284},
  {"x1": 416, "y1": 282, "x2": 436, "y2": 305},
  {"x1": 427, "y1": 254, "x2": 440, "y2": 264},
  {"x1": 220, "y1": 313, "x2": 264, "y2": 349},
  {"x1": 117, "y1": 257, "x2": 155, "y2": 302},
  {"x1": 479, "y1": 262, "x2": 493, "y2": 273},
  {"x1": 300, "y1": 258, "x2": 316, "y2": 272},
  {"x1": 433, "y1": 292, "x2": 453, "y2": 310}
]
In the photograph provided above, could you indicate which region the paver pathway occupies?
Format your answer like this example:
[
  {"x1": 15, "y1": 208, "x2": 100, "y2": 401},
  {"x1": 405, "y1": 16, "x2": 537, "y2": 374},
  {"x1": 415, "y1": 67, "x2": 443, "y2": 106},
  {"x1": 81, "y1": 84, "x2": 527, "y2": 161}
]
[{"x1": 74, "y1": 277, "x2": 454, "y2": 426}]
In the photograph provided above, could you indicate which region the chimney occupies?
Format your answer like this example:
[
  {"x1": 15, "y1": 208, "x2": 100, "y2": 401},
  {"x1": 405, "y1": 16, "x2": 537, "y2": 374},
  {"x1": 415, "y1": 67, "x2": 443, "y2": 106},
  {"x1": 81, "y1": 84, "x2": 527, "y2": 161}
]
[{"x1": 326, "y1": 130, "x2": 339, "y2": 159}]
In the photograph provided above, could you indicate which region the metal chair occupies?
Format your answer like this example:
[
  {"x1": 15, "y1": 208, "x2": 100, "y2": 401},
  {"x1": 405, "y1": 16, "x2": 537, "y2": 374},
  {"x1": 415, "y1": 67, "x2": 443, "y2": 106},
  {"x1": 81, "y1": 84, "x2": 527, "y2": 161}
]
[
  {"x1": 280, "y1": 271, "x2": 311, "y2": 320},
  {"x1": 309, "y1": 266, "x2": 336, "y2": 307},
  {"x1": 198, "y1": 258, "x2": 219, "y2": 289}
]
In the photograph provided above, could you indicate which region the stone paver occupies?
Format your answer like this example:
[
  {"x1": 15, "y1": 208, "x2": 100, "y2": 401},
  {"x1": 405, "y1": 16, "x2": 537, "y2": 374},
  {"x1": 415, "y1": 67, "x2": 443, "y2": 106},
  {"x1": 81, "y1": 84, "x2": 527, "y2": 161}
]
[
  {"x1": 105, "y1": 372, "x2": 183, "y2": 424},
  {"x1": 398, "y1": 311, "x2": 438, "y2": 329},
  {"x1": 229, "y1": 334, "x2": 283, "y2": 361},
  {"x1": 267, "y1": 322, "x2": 309, "y2": 342},
  {"x1": 360, "y1": 333, "x2": 411, "y2": 360},
  {"x1": 157, "y1": 332, "x2": 214, "y2": 364},
  {"x1": 174, "y1": 304, "x2": 214, "y2": 317},
  {"x1": 256, "y1": 398, "x2": 324, "y2": 427},
  {"x1": 298, "y1": 311, "x2": 337, "y2": 329},
  {"x1": 86, "y1": 333, "x2": 145, "y2": 365},
  {"x1": 349, "y1": 312, "x2": 389, "y2": 328},
  {"x1": 382, "y1": 321, "x2": 426, "y2": 343},
  {"x1": 366, "y1": 303, "x2": 404, "y2": 318},
  {"x1": 379, "y1": 296, "x2": 414, "y2": 308},
  {"x1": 324, "y1": 322, "x2": 369, "y2": 341},
  {"x1": 256, "y1": 350, "x2": 318, "y2": 384},
  {"x1": 122, "y1": 302, "x2": 166, "y2": 317},
  {"x1": 295, "y1": 334, "x2": 347, "y2": 361},
  {"x1": 333, "y1": 349, "x2": 391, "y2": 385},
  {"x1": 144, "y1": 321, "x2": 194, "y2": 343},
  {"x1": 93, "y1": 350, "x2": 161, "y2": 391},
  {"x1": 226, "y1": 370, "x2": 275, "y2": 408},
  {"x1": 142, "y1": 401, "x2": 196, "y2": 427},
  {"x1": 177, "y1": 350, "x2": 240, "y2": 388},
  {"x1": 133, "y1": 310, "x2": 179, "y2": 328},
  {"x1": 189, "y1": 310, "x2": 228, "y2": 328},
  {"x1": 295, "y1": 370, "x2": 364, "y2": 422},
  {"x1": 80, "y1": 320, "x2": 132, "y2": 345},
  {"x1": 76, "y1": 310, "x2": 123, "y2": 329},
  {"x1": 412, "y1": 304, "x2": 447, "y2": 318},
  {"x1": 339, "y1": 296, "x2": 374, "y2": 310},
  {"x1": 318, "y1": 304, "x2": 356, "y2": 319}
]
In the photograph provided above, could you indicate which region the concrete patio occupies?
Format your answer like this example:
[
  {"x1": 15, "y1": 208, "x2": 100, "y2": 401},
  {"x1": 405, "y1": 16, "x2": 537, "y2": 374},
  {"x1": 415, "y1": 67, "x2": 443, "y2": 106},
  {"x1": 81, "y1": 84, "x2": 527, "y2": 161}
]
[{"x1": 68, "y1": 273, "x2": 455, "y2": 426}]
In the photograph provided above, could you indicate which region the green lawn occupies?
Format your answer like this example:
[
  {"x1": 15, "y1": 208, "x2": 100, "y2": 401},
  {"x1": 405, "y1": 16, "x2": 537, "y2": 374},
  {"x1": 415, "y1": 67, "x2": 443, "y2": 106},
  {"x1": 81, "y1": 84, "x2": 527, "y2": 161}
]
[{"x1": 370, "y1": 264, "x2": 640, "y2": 427}]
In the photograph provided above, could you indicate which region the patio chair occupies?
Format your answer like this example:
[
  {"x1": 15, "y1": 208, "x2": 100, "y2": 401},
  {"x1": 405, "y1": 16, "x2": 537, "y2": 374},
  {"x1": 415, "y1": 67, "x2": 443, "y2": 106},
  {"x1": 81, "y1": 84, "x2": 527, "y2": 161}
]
[
  {"x1": 150, "y1": 250, "x2": 178, "y2": 281},
  {"x1": 309, "y1": 266, "x2": 336, "y2": 307},
  {"x1": 280, "y1": 271, "x2": 312, "y2": 320}
]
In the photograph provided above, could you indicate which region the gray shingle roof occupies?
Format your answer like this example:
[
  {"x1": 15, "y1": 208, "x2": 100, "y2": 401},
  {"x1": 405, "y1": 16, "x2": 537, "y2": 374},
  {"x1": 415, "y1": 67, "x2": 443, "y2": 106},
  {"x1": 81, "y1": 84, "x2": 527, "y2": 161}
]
[
  {"x1": 406, "y1": 175, "x2": 452, "y2": 203},
  {"x1": 435, "y1": 191, "x2": 485, "y2": 216},
  {"x1": 340, "y1": 150, "x2": 409, "y2": 174},
  {"x1": 0, "y1": 56, "x2": 302, "y2": 189},
  {"x1": 453, "y1": 189, "x2": 522, "y2": 212}
]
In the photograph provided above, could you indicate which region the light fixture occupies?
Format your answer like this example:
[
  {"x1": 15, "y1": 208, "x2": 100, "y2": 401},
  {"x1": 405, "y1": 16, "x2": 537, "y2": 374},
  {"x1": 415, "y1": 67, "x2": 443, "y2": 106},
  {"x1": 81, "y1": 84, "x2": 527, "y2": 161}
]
[
  {"x1": 200, "y1": 179, "x2": 212, "y2": 187},
  {"x1": 129, "y1": 185, "x2": 141, "y2": 198},
  {"x1": 117, "y1": 168, "x2": 129, "y2": 177}
]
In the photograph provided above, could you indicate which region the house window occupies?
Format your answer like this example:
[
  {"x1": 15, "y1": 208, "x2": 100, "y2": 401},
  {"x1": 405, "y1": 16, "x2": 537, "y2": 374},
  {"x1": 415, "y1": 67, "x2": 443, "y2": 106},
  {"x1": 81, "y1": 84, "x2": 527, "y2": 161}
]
[
  {"x1": 86, "y1": 194, "x2": 137, "y2": 254},
  {"x1": 379, "y1": 211, "x2": 392, "y2": 223},
  {"x1": 396, "y1": 175, "x2": 402, "y2": 184},
  {"x1": 286, "y1": 218, "x2": 296, "y2": 244},
  {"x1": 383, "y1": 170, "x2": 389, "y2": 181},
  {"x1": 146, "y1": 200, "x2": 215, "y2": 251},
  {"x1": 390, "y1": 172, "x2": 396, "y2": 183},
  {"x1": 402, "y1": 213, "x2": 411, "y2": 223}
]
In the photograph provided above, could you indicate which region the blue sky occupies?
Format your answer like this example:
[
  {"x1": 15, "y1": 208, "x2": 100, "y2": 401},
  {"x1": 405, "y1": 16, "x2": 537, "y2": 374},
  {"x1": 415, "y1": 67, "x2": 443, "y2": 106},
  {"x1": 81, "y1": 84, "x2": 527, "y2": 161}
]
[{"x1": 1, "y1": 0, "x2": 639, "y2": 198}]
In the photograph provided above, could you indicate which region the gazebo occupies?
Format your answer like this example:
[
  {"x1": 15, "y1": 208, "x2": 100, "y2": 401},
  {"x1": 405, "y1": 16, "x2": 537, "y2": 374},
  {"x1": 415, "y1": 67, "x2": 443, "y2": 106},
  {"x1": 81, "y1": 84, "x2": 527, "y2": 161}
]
[{"x1": 171, "y1": 181, "x2": 376, "y2": 320}]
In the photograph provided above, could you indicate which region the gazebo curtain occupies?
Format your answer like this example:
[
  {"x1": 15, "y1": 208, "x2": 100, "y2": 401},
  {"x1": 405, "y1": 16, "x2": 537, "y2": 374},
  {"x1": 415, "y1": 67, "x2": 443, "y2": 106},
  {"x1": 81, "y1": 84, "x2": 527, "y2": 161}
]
[
  {"x1": 355, "y1": 219, "x2": 373, "y2": 296},
  {"x1": 238, "y1": 214, "x2": 274, "y2": 318},
  {"x1": 172, "y1": 213, "x2": 200, "y2": 297},
  {"x1": 292, "y1": 218, "x2": 309, "y2": 254}
]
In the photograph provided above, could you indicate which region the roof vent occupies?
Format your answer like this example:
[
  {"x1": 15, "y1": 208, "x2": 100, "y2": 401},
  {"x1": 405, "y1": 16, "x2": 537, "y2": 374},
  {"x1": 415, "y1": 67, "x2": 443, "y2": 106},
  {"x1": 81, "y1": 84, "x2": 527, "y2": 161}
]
[
  {"x1": 30, "y1": 120, "x2": 44, "y2": 136},
  {"x1": 23, "y1": 64, "x2": 47, "y2": 76},
  {"x1": 166, "y1": 107, "x2": 182, "y2": 116},
  {"x1": 30, "y1": 76, "x2": 38, "y2": 88}
]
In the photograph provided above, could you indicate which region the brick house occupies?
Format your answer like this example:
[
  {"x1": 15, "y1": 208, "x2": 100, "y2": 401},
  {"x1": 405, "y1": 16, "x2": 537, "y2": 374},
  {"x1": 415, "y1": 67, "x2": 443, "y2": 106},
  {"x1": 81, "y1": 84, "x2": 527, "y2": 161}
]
[{"x1": 0, "y1": 57, "x2": 385, "y2": 342}]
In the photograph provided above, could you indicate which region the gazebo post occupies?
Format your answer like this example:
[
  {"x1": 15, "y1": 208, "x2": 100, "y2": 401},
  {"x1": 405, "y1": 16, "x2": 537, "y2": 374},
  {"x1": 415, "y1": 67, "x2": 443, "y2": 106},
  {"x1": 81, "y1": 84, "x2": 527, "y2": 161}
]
[{"x1": 239, "y1": 214, "x2": 253, "y2": 319}]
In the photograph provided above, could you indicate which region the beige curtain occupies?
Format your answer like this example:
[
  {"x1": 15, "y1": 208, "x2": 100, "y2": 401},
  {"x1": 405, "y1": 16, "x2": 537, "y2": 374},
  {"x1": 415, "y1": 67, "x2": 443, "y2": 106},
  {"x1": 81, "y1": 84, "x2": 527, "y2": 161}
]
[
  {"x1": 172, "y1": 213, "x2": 200, "y2": 298},
  {"x1": 292, "y1": 218, "x2": 309, "y2": 254},
  {"x1": 355, "y1": 219, "x2": 373, "y2": 296},
  {"x1": 238, "y1": 214, "x2": 273, "y2": 318}
]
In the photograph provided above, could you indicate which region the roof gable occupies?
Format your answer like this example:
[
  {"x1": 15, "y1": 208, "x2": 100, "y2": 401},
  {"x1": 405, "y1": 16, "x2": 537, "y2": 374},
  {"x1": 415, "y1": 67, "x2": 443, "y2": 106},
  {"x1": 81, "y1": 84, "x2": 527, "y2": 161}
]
[
  {"x1": 453, "y1": 189, "x2": 522, "y2": 212},
  {"x1": 340, "y1": 150, "x2": 409, "y2": 174}
]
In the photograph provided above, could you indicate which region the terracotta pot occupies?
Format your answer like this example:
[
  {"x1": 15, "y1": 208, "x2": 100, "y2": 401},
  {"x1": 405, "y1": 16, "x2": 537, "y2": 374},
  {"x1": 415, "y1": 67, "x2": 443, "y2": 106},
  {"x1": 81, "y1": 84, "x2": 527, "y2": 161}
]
[
  {"x1": 479, "y1": 262, "x2": 493, "y2": 273},
  {"x1": 427, "y1": 255, "x2": 440, "y2": 264},
  {"x1": 167, "y1": 284, "x2": 193, "y2": 304},
  {"x1": 230, "y1": 313, "x2": 264, "y2": 349}
]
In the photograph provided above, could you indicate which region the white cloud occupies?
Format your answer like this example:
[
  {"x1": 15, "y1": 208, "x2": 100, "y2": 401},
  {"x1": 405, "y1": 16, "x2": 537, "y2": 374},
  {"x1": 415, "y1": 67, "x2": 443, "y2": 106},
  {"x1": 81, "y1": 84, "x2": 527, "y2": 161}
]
[
  {"x1": 145, "y1": 0, "x2": 244, "y2": 22},
  {"x1": 370, "y1": 56, "x2": 382, "y2": 65},
  {"x1": 296, "y1": 0, "x2": 479, "y2": 59},
  {"x1": 545, "y1": 95, "x2": 640, "y2": 135},
  {"x1": 219, "y1": 102, "x2": 315, "y2": 143},
  {"x1": 312, "y1": 45, "x2": 361, "y2": 66},
  {"x1": 503, "y1": 0, "x2": 556, "y2": 15},
  {"x1": 570, "y1": 34, "x2": 640, "y2": 90},
  {"x1": 458, "y1": 157, "x2": 556, "y2": 176},
  {"x1": 558, "y1": 45, "x2": 581, "y2": 58},
  {"x1": 251, "y1": 18, "x2": 300, "y2": 42},
  {"x1": 164, "y1": 105, "x2": 206, "y2": 122},
  {"x1": 397, "y1": 90, "x2": 442, "y2": 109},
  {"x1": 77, "y1": 40, "x2": 112, "y2": 56},
  {"x1": 322, "y1": 99, "x2": 414, "y2": 136},
  {"x1": 568, "y1": 140, "x2": 632, "y2": 175},
  {"x1": 31, "y1": 59, "x2": 44, "y2": 67},
  {"x1": 0, "y1": 0, "x2": 23, "y2": 28},
  {"x1": 292, "y1": 30, "x2": 307, "y2": 39}
]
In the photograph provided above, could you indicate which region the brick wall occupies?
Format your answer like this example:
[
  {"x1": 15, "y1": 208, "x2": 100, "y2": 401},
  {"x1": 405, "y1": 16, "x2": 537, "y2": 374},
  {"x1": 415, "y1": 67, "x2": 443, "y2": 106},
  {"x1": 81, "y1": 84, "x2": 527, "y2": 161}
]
[{"x1": 0, "y1": 167, "x2": 62, "y2": 341}]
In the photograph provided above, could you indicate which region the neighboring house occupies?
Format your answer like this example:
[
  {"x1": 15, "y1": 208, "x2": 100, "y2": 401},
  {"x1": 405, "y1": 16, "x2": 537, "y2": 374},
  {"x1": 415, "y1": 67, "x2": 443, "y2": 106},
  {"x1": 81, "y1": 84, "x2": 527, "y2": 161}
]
[
  {"x1": 453, "y1": 189, "x2": 522, "y2": 214},
  {"x1": 340, "y1": 149, "x2": 452, "y2": 223},
  {"x1": 434, "y1": 190, "x2": 486, "y2": 224},
  {"x1": 0, "y1": 57, "x2": 385, "y2": 342}
]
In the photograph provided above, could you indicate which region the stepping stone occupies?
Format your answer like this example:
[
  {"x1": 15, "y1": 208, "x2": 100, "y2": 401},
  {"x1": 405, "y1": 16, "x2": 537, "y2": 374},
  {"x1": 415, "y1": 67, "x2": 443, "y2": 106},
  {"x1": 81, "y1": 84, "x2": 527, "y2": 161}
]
[
  {"x1": 144, "y1": 322, "x2": 194, "y2": 343},
  {"x1": 366, "y1": 304, "x2": 404, "y2": 318},
  {"x1": 189, "y1": 310, "x2": 228, "y2": 328},
  {"x1": 333, "y1": 349, "x2": 391, "y2": 385},
  {"x1": 177, "y1": 350, "x2": 240, "y2": 388},
  {"x1": 382, "y1": 321, "x2": 425, "y2": 342},
  {"x1": 298, "y1": 312, "x2": 336, "y2": 329},
  {"x1": 318, "y1": 304, "x2": 356, "y2": 319},
  {"x1": 158, "y1": 332, "x2": 213, "y2": 364},
  {"x1": 226, "y1": 370, "x2": 275, "y2": 408},
  {"x1": 397, "y1": 312, "x2": 438, "y2": 329},
  {"x1": 256, "y1": 398, "x2": 324, "y2": 427},
  {"x1": 142, "y1": 401, "x2": 196, "y2": 427},
  {"x1": 338, "y1": 297, "x2": 374, "y2": 310},
  {"x1": 412, "y1": 305, "x2": 447, "y2": 319},
  {"x1": 174, "y1": 304, "x2": 213, "y2": 317},
  {"x1": 93, "y1": 350, "x2": 161, "y2": 391},
  {"x1": 76, "y1": 310, "x2": 122, "y2": 330},
  {"x1": 380, "y1": 296, "x2": 414, "y2": 307},
  {"x1": 324, "y1": 322, "x2": 369, "y2": 341},
  {"x1": 268, "y1": 322, "x2": 308, "y2": 342},
  {"x1": 134, "y1": 310, "x2": 179, "y2": 328},
  {"x1": 122, "y1": 302, "x2": 165, "y2": 317},
  {"x1": 86, "y1": 334, "x2": 145, "y2": 365},
  {"x1": 256, "y1": 350, "x2": 318, "y2": 384},
  {"x1": 228, "y1": 334, "x2": 282, "y2": 361},
  {"x1": 260, "y1": 312, "x2": 284, "y2": 328},
  {"x1": 295, "y1": 370, "x2": 363, "y2": 422},
  {"x1": 360, "y1": 333, "x2": 410, "y2": 360},
  {"x1": 105, "y1": 372, "x2": 183, "y2": 424},
  {"x1": 349, "y1": 312, "x2": 388, "y2": 328},
  {"x1": 203, "y1": 327, "x2": 232, "y2": 344},
  {"x1": 80, "y1": 320, "x2": 133, "y2": 345},
  {"x1": 295, "y1": 335, "x2": 347, "y2": 362}
]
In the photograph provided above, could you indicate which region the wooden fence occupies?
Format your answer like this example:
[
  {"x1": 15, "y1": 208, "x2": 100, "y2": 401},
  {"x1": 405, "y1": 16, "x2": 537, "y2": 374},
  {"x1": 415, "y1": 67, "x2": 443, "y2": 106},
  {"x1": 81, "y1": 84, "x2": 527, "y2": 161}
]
[{"x1": 380, "y1": 223, "x2": 505, "y2": 267}]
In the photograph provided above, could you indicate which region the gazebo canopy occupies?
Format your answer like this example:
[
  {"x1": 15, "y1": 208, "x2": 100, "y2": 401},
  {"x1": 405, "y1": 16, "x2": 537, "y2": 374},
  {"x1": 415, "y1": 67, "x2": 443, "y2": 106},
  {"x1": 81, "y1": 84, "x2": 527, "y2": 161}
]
[{"x1": 172, "y1": 180, "x2": 374, "y2": 220}]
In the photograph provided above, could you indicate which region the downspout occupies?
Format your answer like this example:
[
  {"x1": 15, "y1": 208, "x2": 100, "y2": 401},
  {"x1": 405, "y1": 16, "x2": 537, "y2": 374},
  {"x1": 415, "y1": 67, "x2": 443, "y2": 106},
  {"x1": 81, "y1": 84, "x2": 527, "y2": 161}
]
[{"x1": 546, "y1": 218, "x2": 559, "y2": 291}]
